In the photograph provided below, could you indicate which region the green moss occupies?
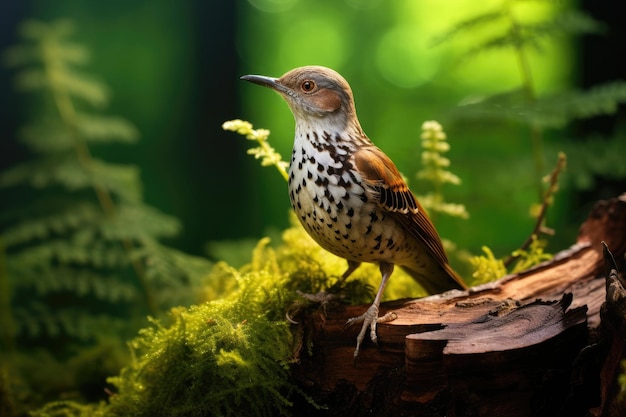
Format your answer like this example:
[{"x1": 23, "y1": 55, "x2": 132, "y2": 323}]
[{"x1": 29, "y1": 210, "x2": 436, "y2": 416}]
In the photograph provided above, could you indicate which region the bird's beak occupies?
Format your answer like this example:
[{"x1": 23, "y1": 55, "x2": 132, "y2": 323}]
[{"x1": 240, "y1": 74, "x2": 291, "y2": 95}]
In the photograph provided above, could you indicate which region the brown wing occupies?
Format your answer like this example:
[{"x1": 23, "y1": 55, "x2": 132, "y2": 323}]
[{"x1": 353, "y1": 146, "x2": 467, "y2": 290}]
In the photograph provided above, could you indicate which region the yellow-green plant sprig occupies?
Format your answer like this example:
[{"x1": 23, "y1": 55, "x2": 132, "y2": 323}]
[
  {"x1": 416, "y1": 120, "x2": 469, "y2": 222},
  {"x1": 222, "y1": 119, "x2": 289, "y2": 182}
]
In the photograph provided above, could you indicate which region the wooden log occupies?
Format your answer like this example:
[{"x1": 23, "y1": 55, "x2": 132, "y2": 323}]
[
  {"x1": 405, "y1": 295, "x2": 588, "y2": 416},
  {"x1": 588, "y1": 244, "x2": 626, "y2": 417},
  {"x1": 293, "y1": 194, "x2": 626, "y2": 417}
]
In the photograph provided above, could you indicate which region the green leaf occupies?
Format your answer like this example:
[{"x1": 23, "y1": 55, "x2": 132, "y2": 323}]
[
  {"x1": 561, "y1": 133, "x2": 626, "y2": 190},
  {"x1": 10, "y1": 266, "x2": 137, "y2": 302},
  {"x1": 0, "y1": 156, "x2": 142, "y2": 201},
  {"x1": 19, "y1": 122, "x2": 75, "y2": 153},
  {"x1": 530, "y1": 10, "x2": 606, "y2": 37},
  {"x1": 50, "y1": 68, "x2": 110, "y2": 107},
  {"x1": 452, "y1": 81, "x2": 626, "y2": 128},
  {"x1": 19, "y1": 114, "x2": 139, "y2": 154},
  {"x1": 100, "y1": 204, "x2": 181, "y2": 242},
  {"x1": 14, "y1": 303, "x2": 129, "y2": 339},
  {"x1": 431, "y1": 11, "x2": 504, "y2": 46},
  {"x1": 8, "y1": 239, "x2": 130, "y2": 269},
  {"x1": 90, "y1": 159, "x2": 142, "y2": 202},
  {"x1": 19, "y1": 19, "x2": 75, "y2": 41},
  {"x1": 1, "y1": 202, "x2": 101, "y2": 247},
  {"x1": 75, "y1": 114, "x2": 140, "y2": 143}
]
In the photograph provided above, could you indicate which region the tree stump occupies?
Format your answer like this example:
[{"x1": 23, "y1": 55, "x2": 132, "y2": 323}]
[{"x1": 293, "y1": 194, "x2": 626, "y2": 417}]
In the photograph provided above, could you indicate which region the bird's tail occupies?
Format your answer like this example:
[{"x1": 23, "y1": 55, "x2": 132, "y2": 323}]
[{"x1": 400, "y1": 262, "x2": 467, "y2": 295}]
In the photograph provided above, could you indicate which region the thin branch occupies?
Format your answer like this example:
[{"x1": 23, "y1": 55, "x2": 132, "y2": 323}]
[{"x1": 504, "y1": 152, "x2": 567, "y2": 268}]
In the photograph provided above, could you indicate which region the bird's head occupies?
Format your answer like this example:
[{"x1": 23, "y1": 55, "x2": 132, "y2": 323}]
[{"x1": 241, "y1": 66, "x2": 361, "y2": 133}]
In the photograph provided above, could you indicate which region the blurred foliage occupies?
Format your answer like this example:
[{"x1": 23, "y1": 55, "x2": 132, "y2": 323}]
[
  {"x1": 26, "y1": 211, "x2": 428, "y2": 417},
  {"x1": 1, "y1": 338, "x2": 128, "y2": 413},
  {"x1": 414, "y1": 120, "x2": 469, "y2": 221},
  {"x1": 0, "y1": 19, "x2": 213, "y2": 414},
  {"x1": 430, "y1": 0, "x2": 626, "y2": 280},
  {"x1": 239, "y1": 0, "x2": 626, "y2": 266},
  {"x1": 436, "y1": 0, "x2": 625, "y2": 223},
  {"x1": 0, "y1": 0, "x2": 624, "y2": 415},
  {"x1": 470, "y1": 152, "x2": 566, "y2": 283}
]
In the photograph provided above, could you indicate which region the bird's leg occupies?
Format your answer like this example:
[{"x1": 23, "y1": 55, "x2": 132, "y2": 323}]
[
  {"x1": 293, "y1": 260, "x2": 362, "y2": 318},
  {"x1": 345, "y1": 262, "x2": 396, "y2": 360},
  {"x1": 341, "y1": 260, "x2": 362, "y2": 281}
]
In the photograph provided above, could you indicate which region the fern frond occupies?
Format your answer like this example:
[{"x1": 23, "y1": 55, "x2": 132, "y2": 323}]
[
  {"x1": 14, "y1": 304, "x2": 129, "y2": 340},
  {"x1": 415, "y1": 121, "x2": 469, "y2": 221},
  {"x1": 8, "y1": 239, "x2": 129, "y2": 269},
  {"x1": 89, "y1": 160, "x2": 142, "y2": 201},
  {"x1": 2, "y1": 202, "x2": 100, "y2": 247},
  {"x1": 100, "y1": 204, "x2": 181, "y2": 242},
  {"x1": 18, "y1": 19, "x2": 76, "y2": 42},
  {"x1": 11, "y1": 266, "x2": 137, "y2": 302},
  {"x1": 131, "y1": 243, "x2": 213, "y2": 307},
  {"x1": 533, "y1": 81, "x2": 626, "y2": 127},
  {"x1": 19, "y1": 122, "x2": 75, "y2": 153},
  {"x1": 452, "y1": 81, "x2": 626, "y2": 128},
  {"x1": 49, "y1": 69, "x2": 110, "y2": 107},
  {"x1": 529, "y1": 10, "x2": 605, "y2": 38},
  {"x1": 19, "y1": 115, "x2": 138, "y2": 154},
  {"x1": 11, "y1": 66, "x2": 108, "y2": 107},
  {"x1": 563, "y1": 133, "x2": 626, "y2": 190},
  {"x1": 4, "y1": 19, "x2": 108, "y2": 106},
  {"x1": 431, "y1": 11, "x2": 504, "y2": 46},
  {"x1": 75, "y1": 114, "x2": 140, "y2": 143},
  {"x1": 0, "y1": 156, "x2": 142, "y2": 201},
  {"x1": 0, "y1": 155, "x2": 74, "y2": 189}
]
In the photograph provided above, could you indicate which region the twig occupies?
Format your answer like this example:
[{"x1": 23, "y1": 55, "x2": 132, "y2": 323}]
[{"x1": 503, "y1": 152, "x2": 567, "y2": 268}]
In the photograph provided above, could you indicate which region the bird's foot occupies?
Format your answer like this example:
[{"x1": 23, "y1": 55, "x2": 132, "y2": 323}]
[
  {"x1": 286, "y1": 290, "x2": 342, "y2": 324},
  {"x1": 296, "y1": 289, "x2": 340, "y2": 304},
  {"x1": 345, "y1": 304, "x2": 397, "y2": 362}
]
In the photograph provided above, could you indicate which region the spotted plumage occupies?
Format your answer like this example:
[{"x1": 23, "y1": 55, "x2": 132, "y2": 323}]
[{"x1": 241, "y1": 66, "x2": 467, "y2": 358}]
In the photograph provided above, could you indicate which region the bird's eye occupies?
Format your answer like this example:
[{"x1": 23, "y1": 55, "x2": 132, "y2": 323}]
[{"x1": 301, "y1": 80, "x2": 315, "y2": 92}]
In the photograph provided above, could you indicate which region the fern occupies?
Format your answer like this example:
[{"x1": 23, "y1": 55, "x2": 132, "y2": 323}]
[
  {"x1": 435, "y1": 1, "x2": 624, "y2": 281},
  {"x1": 451, "y1": 82, "x2": 626, "y2": 129},
  {"x1": 1, "y1": 18, "x2": 211, "y2": 372},
  {"x1": 435, "y1": 0, "x2": 623, "y2": 201},
  {"x1": 434, "y1": 8, "x2": 604, "y2": 58},
  {"x1": 415, "y1": 120, "x2": 469, "y2": 221},
  {"x1": 564, "y1": 133, "x2": 626, "y2": 191}
]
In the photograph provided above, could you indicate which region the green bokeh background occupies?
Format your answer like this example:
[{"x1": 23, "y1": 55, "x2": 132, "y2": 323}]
[{"x1": 1, "y1": 0, "x2": 623, "y2": 268}]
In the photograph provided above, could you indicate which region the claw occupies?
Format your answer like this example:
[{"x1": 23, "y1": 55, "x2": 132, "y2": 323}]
[
  {"x1": 345, "y1": 303, "x2": 383, "y2": 360},
  {"x1": 346, "y1": 262, "x2": 397, "y2": 362}
]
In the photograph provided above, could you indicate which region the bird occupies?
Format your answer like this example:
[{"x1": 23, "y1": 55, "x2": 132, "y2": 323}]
[{"x1": 241, "y1": 66, "x2": 468, "y2": 359}]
